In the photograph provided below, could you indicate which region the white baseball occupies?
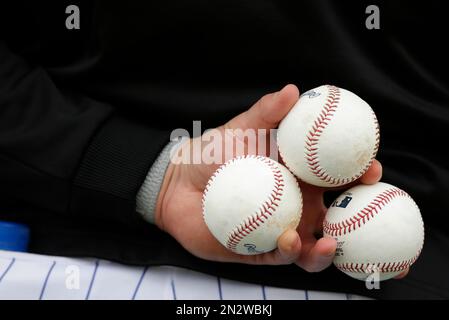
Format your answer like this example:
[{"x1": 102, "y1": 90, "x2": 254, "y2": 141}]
[
  {"x1": 277, "y1": 85, "x2": 380, "y2": 187},
  {"x1": 323, "y1": 182, "x2": 424, "y2": 281},
  {"x1": 202, "y1": 155, "x2": 303, "y2": 255}
]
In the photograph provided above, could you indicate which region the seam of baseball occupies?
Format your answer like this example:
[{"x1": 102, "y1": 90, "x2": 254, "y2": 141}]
[
  {"x1": 203, "y1": 155, "x2": 269, "y2": 205},
  {"x1": 224, "y1": 156, "x2": 285, "y2": 252},
  {"x1": 304, "y1": 85, "x2": 380, "y2": 185},
  {"x1": 334, "y1": 247, "x2": 422, "y2": 274},
  {"x1": 278, "y1": 148, "x2": 294, "y2": 178},
  {"x1": 202, "y1": 157, "x2": 242, "y2": 212},
  {"x1": 324, "y1": 187, "x2": 424, "y2": 274},
  {"x1": 323, "y1": 187, "x2": 408, "y2": 236}
]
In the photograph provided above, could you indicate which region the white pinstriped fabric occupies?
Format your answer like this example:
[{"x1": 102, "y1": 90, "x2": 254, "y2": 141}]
[{"x1": 0, "y1": 250, "x2": 370, "y2": 300}]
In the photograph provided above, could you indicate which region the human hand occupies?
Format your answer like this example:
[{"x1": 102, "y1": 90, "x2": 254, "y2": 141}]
[{"x1": 154, "y1": 84, "x2": 405, "y2": 277}]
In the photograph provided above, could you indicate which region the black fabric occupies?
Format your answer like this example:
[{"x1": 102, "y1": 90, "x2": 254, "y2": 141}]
[
  {"x1": 1, "y1": 0, "x2": 448, "y2": 299},
  {"x1": 72, "y1": 116, "x2": 169, "y2": 225}
]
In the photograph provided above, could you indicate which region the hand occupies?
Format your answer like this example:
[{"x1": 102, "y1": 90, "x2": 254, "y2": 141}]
[{"x1": 154, "y1": 84, "x2": 406, "y2": 277}]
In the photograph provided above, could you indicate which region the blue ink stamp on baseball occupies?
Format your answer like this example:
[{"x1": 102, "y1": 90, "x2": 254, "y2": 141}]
[
  {"x1": 244, "y1": 244, "x2": 263, "y2": 254},
  {"x1": 332, "y1": 195, "x2": 353, "y2": 208},
  {"x1": 302, "y1": 90, "x2": 321, "y2": 98}
]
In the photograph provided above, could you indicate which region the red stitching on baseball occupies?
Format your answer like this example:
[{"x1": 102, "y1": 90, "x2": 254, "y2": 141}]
[
  {"x1": 224, "y1": 156, "x2": 285, "y2": 252},
  {"x1": 325, "y1": 187, "x2": 424, "y2": 274},
  {"x1": 304, "y1": 85, "x2": 343, "y2": 185},
  {"x1": 202, "y1": 157, "x2": 243, "y2": 212},
  {"x1": 334, "y1": 247, "x2": 422, "y2": 274},
  {"x1": 304, "y1": 85, "x2": 380, "y2": 185},
  {"x1": 323, "y1": 188, "x2": 408, "y2": 237}
]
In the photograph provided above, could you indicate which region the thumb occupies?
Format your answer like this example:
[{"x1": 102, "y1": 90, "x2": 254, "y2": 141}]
[{"x1": 225, "y1": 84, "x2": 300, "y2": 131}]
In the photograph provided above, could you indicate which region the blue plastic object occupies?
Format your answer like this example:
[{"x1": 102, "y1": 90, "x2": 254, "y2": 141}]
[{"x1": 0, "y1": 221, "x2": 30, "y2": 252}]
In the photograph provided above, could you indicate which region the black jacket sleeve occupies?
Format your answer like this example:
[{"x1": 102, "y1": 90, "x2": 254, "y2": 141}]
[{"x1": 0, "y1": 41, "x2": 169, "y2": 225}]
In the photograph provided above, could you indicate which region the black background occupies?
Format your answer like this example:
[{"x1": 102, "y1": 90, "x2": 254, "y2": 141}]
[{"x1": 1, "y1": 0, "x2": 448, "y2": 299}]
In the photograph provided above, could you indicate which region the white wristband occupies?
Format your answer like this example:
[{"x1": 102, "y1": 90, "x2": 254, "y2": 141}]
[{"x1": 136, "y1": 138, "x2": 185, "y2": 224}]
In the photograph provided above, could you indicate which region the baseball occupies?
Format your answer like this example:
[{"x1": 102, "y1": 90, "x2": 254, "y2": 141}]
[
  {"x1": 323, "y1": 182, "x2": 424, "y2": 281},
  {"x1": 277, "y1": 85, "x2": 380, "y2": 187},
  {"x1": 202, "y1": 155, "x2": 303, "y2": 255}
]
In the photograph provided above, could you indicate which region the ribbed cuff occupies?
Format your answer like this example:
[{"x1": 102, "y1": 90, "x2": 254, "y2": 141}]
[
  {"x1": 136, "y1": 139, "x2": 185, "y2": 224},
  {"x1": 71, "y1": 116, "x2": 169, "y2": 225}
]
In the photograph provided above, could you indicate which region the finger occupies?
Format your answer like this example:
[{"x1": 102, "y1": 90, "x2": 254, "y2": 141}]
[
  {"x1": 247, "y1": 229, "x2": 302, "y2": 265},
  {"x1": 394, "y1": 268, "x2": 409, "y2": 279},
  {"x1": 359, "y1": 159, "x2": 382, "y2": 185},
  {"x1": 296, "y1": 237, "x2": 337, "y2": 272},
  {"x1": 225, "y1": 84, "x2": 300, "y2": 131},
  {"x1": 302, "y1": 159, "x2": 383, "y2": 194},
  {"x1": 274, "y1": 229, "x2": 302, "y2": 264},
  {"x1": 320, "y1": 159, "x2": 383, "y2": 193},
  {"x1": 223, "y1": 229, "x2": 302, "y2": 266}
]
